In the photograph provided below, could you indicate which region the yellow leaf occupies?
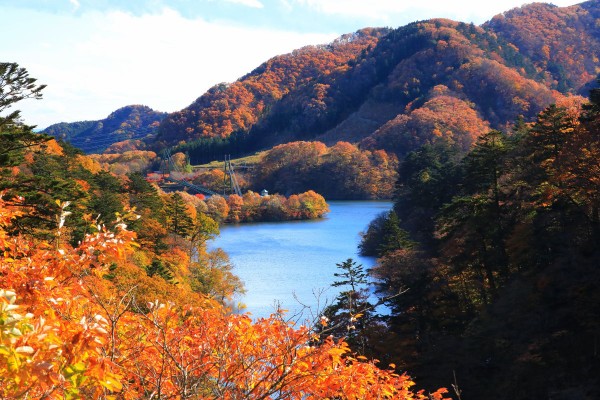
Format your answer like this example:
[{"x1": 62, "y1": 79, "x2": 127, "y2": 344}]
[{"x1": 102, "y1": 378, "x2": 123, "y2": 392}]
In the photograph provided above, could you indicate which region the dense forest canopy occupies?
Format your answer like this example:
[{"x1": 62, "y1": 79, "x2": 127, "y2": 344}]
[{"x1": 355, "y1": 85, "x2": 600, "y2": 398}]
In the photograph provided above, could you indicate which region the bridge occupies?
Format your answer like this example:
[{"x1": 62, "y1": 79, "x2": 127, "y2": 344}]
[{"x1": 158, "y1": 149, "x2": 242, "y2": 197}]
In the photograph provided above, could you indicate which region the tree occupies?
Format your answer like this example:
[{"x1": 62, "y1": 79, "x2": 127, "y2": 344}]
[
  {"x1": 89, "y1": 171, "x2": 126, "y2": 226},
  {"x1": 206, "y1": 194, "x2": 230, "y2": 222},
  {"x1": 0, "y1": 62, "x2": 49, "y2": 167},
  {"x1": 435, "y1": 131, "x2": 513, "y2": 301},
  {"x1": 359, "y1": 211, "x2": 388, "y2": 256},
  {"x1": 525, "y1": 104, "x2": 575, "y2": 172},
  {"x1": 394, "y1": 143, "x2": 462, "y2": 245},
  {"x1": 165, "y1": 192, "x2": 193, "y2": 237},
  {"x1": 127, "y1": 172, "x2": 164, "y2": 217},
  {"x1": 377, "y1": 211, "x2": 414, "y2": 256},
  {"x1": 126, "y1": 172, "x2": 168, "y2": 251},
  {"x1": 226, "y1": 193, "x2": 244, "y2": 222},
  {"x1": 320, "y1": 259, "x2": 375, "y2": 355},
  {"x1": 517, "y1": 104, "x2": 580, "y2": 263},
  {"x1": 188, "y1": 211, "x2": 219, "y2": 260},
  {"x1": 298, "y1": 190, "x2": 329, "y2": 219},
  {"x1": 572, "y1": 85, "x2": 600, "y2": 245},
  {"x1": 189, "y1": 248, "x2": 245, "y2": 304},
  {"x1": 0, "y1": 197, "x2": 448, "y2": 399},
  {"x1": 465, "y1": 130, "x2": 512, "y2": 275},
  {"x1": 146, "y1": 259, "x2": 175, "y2": 283}
]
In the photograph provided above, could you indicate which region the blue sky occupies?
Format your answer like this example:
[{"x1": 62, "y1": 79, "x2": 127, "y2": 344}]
[{"x1": 1, "y1": 0, "x2": 581, "y2": 128}]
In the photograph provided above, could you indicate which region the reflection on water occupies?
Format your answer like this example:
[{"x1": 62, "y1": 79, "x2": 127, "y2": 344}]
[{"x1": 209, "y1": 201, "x2": 392, "y2": 320}]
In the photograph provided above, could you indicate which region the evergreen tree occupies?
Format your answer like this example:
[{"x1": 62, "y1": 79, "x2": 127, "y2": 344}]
[
  {"x1": 394, "y1": 143, "x2": 462, "y2": 245},
  {"x1": 436, "y1": 132, "x2": 514, "y2": 301},
  {"x1": 526, "y1": 104, "x2": 575, "y2": 167},
  {"x1": 146, "y1": 259, "x2": 175, "y2": 283},
  {"x1": 576, "y1": 85, "x2": 600, "y2": 246},
  {"x1": 165, "y1": 192, "x2": 193, "y2": 237},
  {"x1": 320, "y1": 259, "x2": 375, "y2": 355},
  {"x1": 0, "y1": 62, "x2": 50, "y2": 167},
  {"x1": 127, "y1": 172, "x2": 164, "y2": 217},
  {"x1": 377, "y1": 211, "x2": 414, "y2": 256},
  {"x1": 1, "y1": 142, "x2": 89, "y2": 242},
  {"x1": 358, "y1": 211, "x2": 389, "y2": 256},
  {"x1": 518, "y1": 104, "x2": 580, "y2": 264}
]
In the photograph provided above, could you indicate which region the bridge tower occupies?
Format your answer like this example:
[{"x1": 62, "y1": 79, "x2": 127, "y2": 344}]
[{"x1": 224, "y1": 155, "x2": 242, "y2": 197}]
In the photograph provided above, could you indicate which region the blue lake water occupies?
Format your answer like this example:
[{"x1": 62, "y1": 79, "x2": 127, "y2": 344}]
[{"x1": 208, "y1": 201, "x2": 392, "y2": 321}]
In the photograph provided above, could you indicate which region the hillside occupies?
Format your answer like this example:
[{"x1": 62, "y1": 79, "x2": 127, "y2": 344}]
[
  {"x1": 354, "y1": 86, "x2": 600, "y2": 399},
  {"x1": 156, "y1": 29, "x2": 387, "y2": 147},
  {"x1": 43, "y1": 104, "x2": 167, "y2": 153},
  {"x1": 150, "y1": 0, "x2": 600, "y2": 163}
]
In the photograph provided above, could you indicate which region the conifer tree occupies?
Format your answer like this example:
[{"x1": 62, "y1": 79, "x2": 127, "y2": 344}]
[
  {"x1": 320, "y1": 259, "x2": 375, "y2": 355},
  {"x1": 146, "y1": 259, "x2": 175, "y2": 283},
  {"x1": 377, "y1": 211, "x2": 414, "y2": 256},
  {"x1": 165, "y1": 192, "x2": 193, "y2": 237},
  {"x1": 0, "y1": 62, "x2": 49, "y2": 167}
]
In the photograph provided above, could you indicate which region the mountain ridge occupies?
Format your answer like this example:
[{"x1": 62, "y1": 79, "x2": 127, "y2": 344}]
[
  {"x1": 43, "y1": 104, "x2": 167, "y2": 154},
  {"x1": 45, "y1": 1, "x2": 600, "y2": 160}
]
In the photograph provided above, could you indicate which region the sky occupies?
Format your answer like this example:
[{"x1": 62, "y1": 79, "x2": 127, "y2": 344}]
[{"x1": 0, "y1": 0, "x2": 582, "y2": 129}]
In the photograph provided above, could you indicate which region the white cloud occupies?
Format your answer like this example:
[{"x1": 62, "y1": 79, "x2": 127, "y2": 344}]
[
  {"x1": 6, "y1": 7, "x2": 335, "y2": 128},
  {"x1": 224, "y1": 0, "x2": 265, "y2": 8},
  {"x1": 69, "y1": 0, "x2": 80, "y2": 10},
  {"x1": 293, "y1": 0, "x2": 580, "y2": 24}
]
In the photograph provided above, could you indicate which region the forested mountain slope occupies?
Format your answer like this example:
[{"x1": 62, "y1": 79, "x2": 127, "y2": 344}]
[
  {"x1": 153, "y1": 0, "x2": 600, "y2": 163},
  {"x1": 45, "y1": 1, "x2": 600, "y2": 164},
  {"x1": 43, "y1": 105, "x2": 167, "y2": 153},
  {"x1": 353, "y1": 84, "x2": 600, "y2": 399},
  {"x1": 155, "y1": 29, "x2": 387, "y2": 146}
]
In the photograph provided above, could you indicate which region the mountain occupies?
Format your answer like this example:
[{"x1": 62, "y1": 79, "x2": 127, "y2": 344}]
[
  {"x1": 48, "y1": 1, "x2": 600, "y2": 160},
  {"x1": 153, "y1": 0, "x2": 600, "y2": 163},
  {"x1": 155, "y1": 28, "x2": 387, "y2": 151},
  {"x1": 43, "y1": 105, "x2": 167, "y2": 154}
]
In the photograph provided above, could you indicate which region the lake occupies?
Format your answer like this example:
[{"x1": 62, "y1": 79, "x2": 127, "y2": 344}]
[{"x1": 208, "y1": 200, "x2": 392, "y2": 321}]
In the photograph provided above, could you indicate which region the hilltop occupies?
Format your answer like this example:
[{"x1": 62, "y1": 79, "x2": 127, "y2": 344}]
[{"x1": 43, "y1": 104, "x2": 167, "y2": 153}]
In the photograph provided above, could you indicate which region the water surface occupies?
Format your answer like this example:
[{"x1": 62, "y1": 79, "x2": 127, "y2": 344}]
[{"x1": 209, "y1": 201, "x2": 392, "y2": 320}]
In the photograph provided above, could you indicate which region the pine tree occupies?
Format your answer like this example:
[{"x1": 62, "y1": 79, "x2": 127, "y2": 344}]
[
  {"x1": 320, "y1": 259, "x2": 375, "y2": 355},
  {"x1": 127, "y1": 172, "x2": 164, "y2": 217},
  {"x1": 145, "y1": 259, "x2": 175, "y2": 283},
  {"x1": 165, "y1": 192, "x2": 193, "y2": 237},
  {"x1": 377, "y1": 211, "x2": 414, "y2": 256},
  {"x1": 0, "y1": 62, "x2": 49, "y2": 167}
]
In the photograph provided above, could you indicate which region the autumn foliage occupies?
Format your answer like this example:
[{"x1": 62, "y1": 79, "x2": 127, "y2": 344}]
[
  {"x1": 485, "y1": 2, "x2": 600, "y2": 91},
  {"x1": 151, "y1": 1, "x2": 600, "y2": 165},
  {"x1": 361, "y1": 87, "x2": 491, "y2": 156},
  {"x1": 157, "y1": 29, "x2": 386, "y2": 145},
  {"x1": 0, "y1": 197, "x2": 447, "y2": 399},
  {"x1": 252, "y1": 141, "x2": 398, "y2": 199},
  {"x1": 359, "y1": 91, "x2": 600, "y2": 397}
]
